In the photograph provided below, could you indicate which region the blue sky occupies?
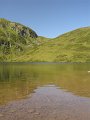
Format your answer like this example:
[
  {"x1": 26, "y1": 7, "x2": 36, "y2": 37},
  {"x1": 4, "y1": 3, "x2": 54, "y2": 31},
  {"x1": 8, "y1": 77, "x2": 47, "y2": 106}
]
[{"x1": 0, "y1": 0, "x2": 89, "y2": 38}]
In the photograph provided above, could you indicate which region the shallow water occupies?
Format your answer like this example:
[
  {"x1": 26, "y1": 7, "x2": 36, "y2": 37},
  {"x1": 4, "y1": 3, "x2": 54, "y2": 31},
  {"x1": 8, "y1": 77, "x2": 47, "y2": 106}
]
[{"x1": 0, "y1": 63, "x2": 90, "y2": 120}]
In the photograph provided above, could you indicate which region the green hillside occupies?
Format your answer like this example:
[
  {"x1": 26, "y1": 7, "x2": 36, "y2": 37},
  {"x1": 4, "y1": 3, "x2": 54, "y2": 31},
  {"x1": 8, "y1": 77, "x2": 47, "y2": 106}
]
[
  {"x1": 0, "y1": 18, "x2": 90, "y2": 62},
  {"x1": 16, "y1": 27, "x2": 90, "y2": 62},
  {"x1": 0, "y1": 18, "x2": 38, "y2": 43},
  {"x1": 0, "y1": 18, "x2": 46, "y2": 61}
]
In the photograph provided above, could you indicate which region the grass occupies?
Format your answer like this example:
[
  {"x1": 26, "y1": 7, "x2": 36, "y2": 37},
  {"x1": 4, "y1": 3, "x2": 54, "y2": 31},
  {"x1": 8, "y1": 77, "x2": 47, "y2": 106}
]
[{"x1": 0, "y1": 18, "x2": 90, "y2": 62}]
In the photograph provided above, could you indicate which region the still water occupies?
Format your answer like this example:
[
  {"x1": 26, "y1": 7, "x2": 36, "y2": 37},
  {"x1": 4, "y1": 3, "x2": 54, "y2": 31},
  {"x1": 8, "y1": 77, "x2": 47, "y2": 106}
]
[{"x1": 0, "y1": 63, "x2": 90, "y2": 120}]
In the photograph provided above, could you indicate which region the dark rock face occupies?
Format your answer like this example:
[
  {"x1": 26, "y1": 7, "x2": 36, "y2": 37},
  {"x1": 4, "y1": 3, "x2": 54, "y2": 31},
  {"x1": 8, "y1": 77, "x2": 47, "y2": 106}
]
[
  {"x1": 0, "y1": 18, "x2": 39, "y2": 57},
  {"x1": 0, "y1": 18, "x2": 38, "y2": 38},
  {"x1": 10, "y1": 23, "x2": 38, "y2": 38}
]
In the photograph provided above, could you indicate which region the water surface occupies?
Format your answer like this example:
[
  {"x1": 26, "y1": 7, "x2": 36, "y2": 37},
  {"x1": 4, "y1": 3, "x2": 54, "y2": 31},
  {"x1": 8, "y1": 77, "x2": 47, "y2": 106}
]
[{"x1": 0, "y1": 63, "x2": 90, "y2": 120}]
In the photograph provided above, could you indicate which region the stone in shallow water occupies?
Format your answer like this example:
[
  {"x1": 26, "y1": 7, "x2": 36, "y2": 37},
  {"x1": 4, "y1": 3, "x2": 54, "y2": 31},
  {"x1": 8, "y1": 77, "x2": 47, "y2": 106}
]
[
  {"x1": 28, "y1": 109, "x2": 35, "y2": 113},
  {"x1": 10, "y1": 109, "x2": 16, "y2": 113},
  {"x1": 28, "y1": 109, "x2": 40, "y2": 115},
  {"x1": 0, "y1": 114, "x2": 3, "y2": 117},
  {"x1": 34, "y1": 112, "x2": 40, "y2": 115}
]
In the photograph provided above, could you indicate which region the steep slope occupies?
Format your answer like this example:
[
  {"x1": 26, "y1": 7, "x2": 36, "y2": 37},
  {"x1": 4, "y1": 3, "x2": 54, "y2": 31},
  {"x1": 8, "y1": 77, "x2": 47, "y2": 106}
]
[
  {"x1": 17, "y1": 27, "x2": 90, "y2": 62},
  {"x1": 0, "y1": 18, "x2": 46, "y2": 61}
]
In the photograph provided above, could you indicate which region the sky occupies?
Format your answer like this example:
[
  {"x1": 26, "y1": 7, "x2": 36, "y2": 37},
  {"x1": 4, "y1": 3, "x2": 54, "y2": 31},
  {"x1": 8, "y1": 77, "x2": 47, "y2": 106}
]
[{"x1": 0, "y1": 0, "x2": 90, "y2": 38}]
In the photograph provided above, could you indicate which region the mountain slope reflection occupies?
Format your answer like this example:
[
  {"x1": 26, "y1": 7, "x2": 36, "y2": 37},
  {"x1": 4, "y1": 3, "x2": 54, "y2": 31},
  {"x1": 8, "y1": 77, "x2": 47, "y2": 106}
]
[{"x1": 0, "y1": 63, "x2": 90, "y2": 104}]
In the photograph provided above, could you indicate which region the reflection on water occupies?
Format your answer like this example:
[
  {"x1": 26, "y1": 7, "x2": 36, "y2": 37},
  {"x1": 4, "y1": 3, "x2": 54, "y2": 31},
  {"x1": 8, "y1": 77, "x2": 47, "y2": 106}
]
[{"x1": 0, "y1": 63, "x2": 90, "y2": 105}]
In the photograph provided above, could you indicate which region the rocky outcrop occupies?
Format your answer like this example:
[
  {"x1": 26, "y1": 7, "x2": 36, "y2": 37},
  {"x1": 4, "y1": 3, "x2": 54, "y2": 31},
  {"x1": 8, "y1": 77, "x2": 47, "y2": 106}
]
[
  {"x1": 0, "y1": 18, "x2": 39, "y2": 57},
  {"x1": 0, "y1": 18, "x2": 38, "y2": 38}
]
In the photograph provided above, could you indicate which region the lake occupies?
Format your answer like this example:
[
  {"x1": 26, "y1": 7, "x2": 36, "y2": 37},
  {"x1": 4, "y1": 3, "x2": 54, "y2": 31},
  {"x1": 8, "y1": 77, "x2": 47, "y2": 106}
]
[{"x1": 0, "y1": 63, "x2": 90, "y2": 120}]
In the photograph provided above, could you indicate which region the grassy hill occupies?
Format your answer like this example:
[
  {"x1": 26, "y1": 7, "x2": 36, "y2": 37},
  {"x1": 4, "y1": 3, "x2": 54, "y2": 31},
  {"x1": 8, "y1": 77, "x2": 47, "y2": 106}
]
[
  {"x1": 0, "y1": 18, "x2": 47, "y2": 61},
  {"x1": 16, "y1": 27, "x2": 90, "y2": 62},
  {"x1": 0, "y1": 18, "x2": 90, "y2": 62}
]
